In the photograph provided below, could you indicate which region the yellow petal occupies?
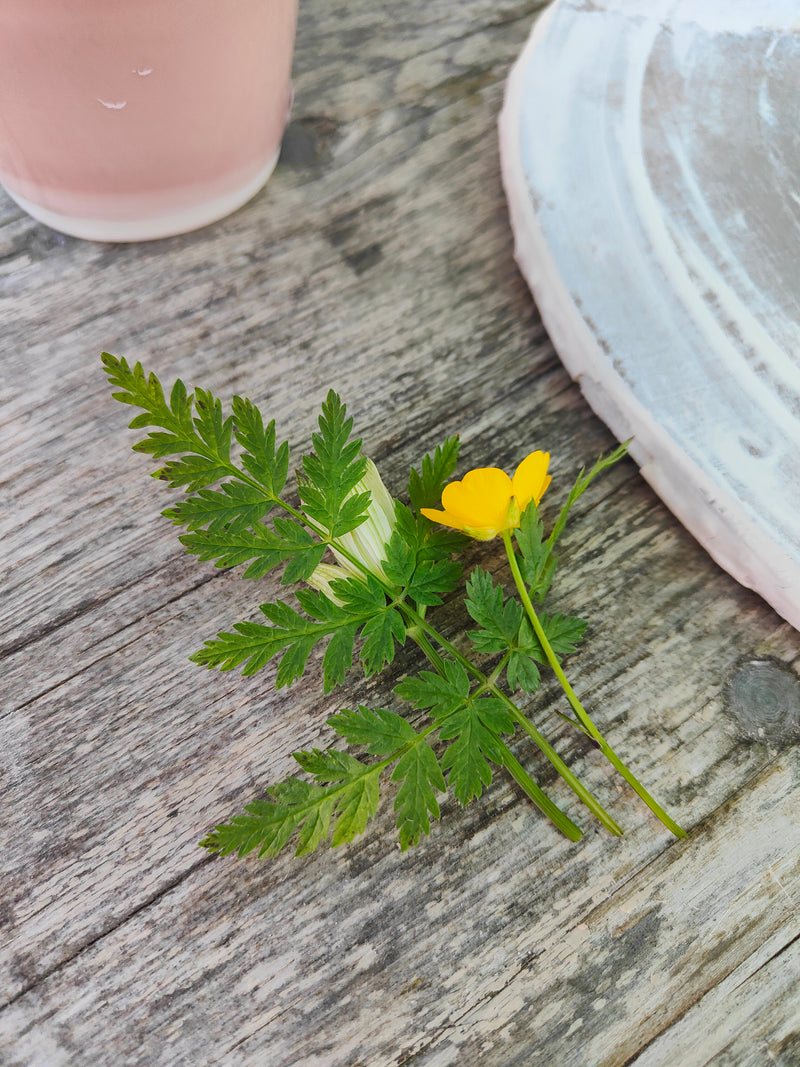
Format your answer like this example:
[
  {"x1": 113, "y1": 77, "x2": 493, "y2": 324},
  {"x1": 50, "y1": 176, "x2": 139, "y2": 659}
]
[
  {"x1": 421, "y1": 453, "x2": 553, "y2": 541},
  {"x1": 420, "y1": 506, "x2": 468, "y2": 532},
  {"x1": 441, "y1": 467, "x2": 513, "y2": 532},
  {"x1": 511, "y1": 451, "x2": 551, "y2": 508}
]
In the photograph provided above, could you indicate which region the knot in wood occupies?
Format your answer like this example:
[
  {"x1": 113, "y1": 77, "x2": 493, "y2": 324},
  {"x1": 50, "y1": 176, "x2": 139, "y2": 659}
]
[{"x1": 723, "y1": 657, "x2": 800, "y2": 745}]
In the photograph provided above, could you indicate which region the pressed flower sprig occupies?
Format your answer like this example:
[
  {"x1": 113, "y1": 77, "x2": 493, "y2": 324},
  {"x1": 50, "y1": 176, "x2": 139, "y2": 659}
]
[{"x1": 103, "y1": 353, "x2": 685, "y2": 858}]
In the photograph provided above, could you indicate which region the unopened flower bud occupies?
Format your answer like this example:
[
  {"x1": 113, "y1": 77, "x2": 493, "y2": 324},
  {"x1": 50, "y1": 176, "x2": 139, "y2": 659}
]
[
  {"x1": 306, "y1": 562, "x2": 352, "y2": 606},
  {"x1": 331, "y1": 458, "x2": 396, "y2": 581}
]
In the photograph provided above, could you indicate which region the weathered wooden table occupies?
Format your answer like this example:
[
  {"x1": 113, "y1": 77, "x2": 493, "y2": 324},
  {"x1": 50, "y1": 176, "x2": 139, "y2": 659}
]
[{"x1": 2, "y1": 2, "x2": 799, "y2": 1064}]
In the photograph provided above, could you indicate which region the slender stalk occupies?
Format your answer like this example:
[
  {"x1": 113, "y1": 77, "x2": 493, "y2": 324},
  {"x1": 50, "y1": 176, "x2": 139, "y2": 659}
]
[
  {"x1": 406, "y1": 626, "x2": 447, "y2": 676},
  {"x1": 500, "y1": 748, "x2": 582, "y2": 841},
  {"x1": 501, "y1": 530, "x2": 686, "y2": 839},
  {"x1": 510, "y1": 711, "x2": 623, "y2": 836}
]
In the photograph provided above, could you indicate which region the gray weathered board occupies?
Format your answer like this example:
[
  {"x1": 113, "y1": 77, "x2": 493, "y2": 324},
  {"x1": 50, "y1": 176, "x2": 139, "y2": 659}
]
[
  {"x1": 1, "y1": 1, "x2": 799, "y2": 1064},
  {"x1": 499, "y1": 0, "x2": 800, "y2": 632}
]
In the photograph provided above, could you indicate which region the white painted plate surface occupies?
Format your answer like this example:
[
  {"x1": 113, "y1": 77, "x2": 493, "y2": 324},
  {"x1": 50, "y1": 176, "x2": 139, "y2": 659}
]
[{"x1": 499, "y1": 0, "x2": 800, "y2": 630}]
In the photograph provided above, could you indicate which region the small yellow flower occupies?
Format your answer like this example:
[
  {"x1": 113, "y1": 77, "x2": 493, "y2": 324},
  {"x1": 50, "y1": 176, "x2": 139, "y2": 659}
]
[{"x1": 421, "y1": 451, "x2": 551, "y2": 540}]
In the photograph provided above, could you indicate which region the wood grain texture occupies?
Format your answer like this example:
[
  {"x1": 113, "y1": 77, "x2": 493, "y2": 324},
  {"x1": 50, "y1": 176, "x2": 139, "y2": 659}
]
[{"x1": 1, "y1": 1, "x2": 798, "y2": 1064}]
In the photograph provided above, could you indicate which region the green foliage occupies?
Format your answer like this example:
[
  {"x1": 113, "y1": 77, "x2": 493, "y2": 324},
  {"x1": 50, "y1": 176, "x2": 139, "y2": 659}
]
[
  {"x1": 104, "y1": 358, "x2": 409, "y2": 690},
  {"x1": 106, "y1": 354, "x2": 649, "y2": 861},
  {"x1": 408, "y1": 435, "x2": 461, "y2": 512},
  {"x1": 395, "y1": 662, "x2": 516, "y2": 804},
  {"x1": 506, "y1": 643, "x2": 541, "y2": 694},
  {"x1": 535, "y1": 612, "x2": 589, "y2": 659},
  {"x1": 189, "y1": 601, "x2": 323, "y2": 682},
  {"x1": 231, "y1": 395, "x2": 290, "y2": 497},
  {"x1": 465, "y1": 568, "x2": 538, "y2": 693},
  {"x1": 200, "y1": 753, "x2": 382, "y2": 858},
  {"x1": 102, "y1": 352, "x2": 289, "y2": 537},
  {"x1": 359, "y1": 606, "x2": 406, "y2": 675},
  {"x1": 465, "y1": 567, "x2": 523, "y2": 653},
  {"x1": 395, "y1": 658, "x2": 470, "y2": 717},
  {"x1": 382, "y1": 505, "x2": 463, "y2": 607},
  {"x1": 103, "y1": 354, "x2": 234, "y2": 490},
  {"x1": 202, "y1": 706, "x2": 447, "y2": 857},
  {"x1": 463, "y1": 566, "x2": 587, "y2": 692},
  {"x1": 190, "y1": 581, "x2": 405, "y2": 691},
  {"x1": 177, "y1": 521, "x2": 326, "y2": 581},
  {"x1": 515, "y1": 506, "x2": 557, "y2": 602},
  {"x1": 299, "y1": 390, "x2": 369, "y2": 538},
  {"x1": 329, "y1": 705, "x2": 446, "y2": 849},
  {"x1": 164, "y1": 482, "x2": 272, "y2": 535},
  {"x1": 546, "y1": 440, "x2": 630, "y2": 555},
  {"x1": 328, "y1": 705, "x2": 418, "y2": 753},
  {"x1": 392, "y1": 743, "x2": 446, "y2": 849}
]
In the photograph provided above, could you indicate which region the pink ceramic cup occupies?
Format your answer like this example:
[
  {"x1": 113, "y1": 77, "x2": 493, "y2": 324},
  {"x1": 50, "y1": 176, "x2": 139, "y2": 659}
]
[{"x1": 0, "y1": 0, "x2": 298, "y2": 241}]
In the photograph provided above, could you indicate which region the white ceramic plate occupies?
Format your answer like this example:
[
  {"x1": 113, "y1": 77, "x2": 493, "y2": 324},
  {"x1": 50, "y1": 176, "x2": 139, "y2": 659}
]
[{"x1": 500, "y1": 0, "x2": 800, "y2": 629}]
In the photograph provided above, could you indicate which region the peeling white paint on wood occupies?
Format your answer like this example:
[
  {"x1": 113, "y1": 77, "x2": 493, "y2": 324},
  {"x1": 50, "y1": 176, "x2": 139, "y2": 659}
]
[{"x1": 500, "y1": 0, "x2": 800, "y2": 631}]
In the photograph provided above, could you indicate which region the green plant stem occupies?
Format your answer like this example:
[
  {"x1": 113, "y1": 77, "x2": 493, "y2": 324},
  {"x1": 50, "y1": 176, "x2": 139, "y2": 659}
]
[
  {"x1": 500, "y1": 748, "x2": 582, "y2": 841},
  {"x1": 501, "y1": 530, "x2": 686, "y2": 839},
  {"x1": 507, "y1": 707, "x2": 623, "y2": 836},
  {"x1": 401, "y1": 604, "x2": 622, "y2": 836},
  {"x1": 406, "y1": 626, "x2": 447, "y2": 675}
]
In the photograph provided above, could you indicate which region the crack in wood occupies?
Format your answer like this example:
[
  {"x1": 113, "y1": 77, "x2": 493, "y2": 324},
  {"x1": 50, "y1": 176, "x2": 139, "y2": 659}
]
[{"x1": 0, "y1": 857, "x2": 213, "y2": 1012}]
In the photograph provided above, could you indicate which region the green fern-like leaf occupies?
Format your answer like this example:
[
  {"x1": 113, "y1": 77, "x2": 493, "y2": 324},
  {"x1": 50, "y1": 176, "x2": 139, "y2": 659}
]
[
  {"x1": 328, "y1": 705, "x2": 446, "y2": 849},
  {"x1": 392, "y1": 742, "x2": 446, "y2": 849},
  {"x1": 164, "y1": 482, "x2": 273, "y2": 534},
  {"x1": 189, "y1": 597, "x2": 353, "y2": 685},
  {"x1": 408, "y1": 435, "x2": 461, "y2": 512},
  {"x1": 328, "y1": 705, "x2": 418, "y2": 753},
  {"x1": 300, "y1": 391, "x2": 368, "y2": 537},
  {"x1": 546, "y1": 440, "x2": 631, "y2": 553},
  {"x1": 231, "y1": 395, "x2": 290, "y2": 498},
  {"x1": 465, "y1": 567, "x2": 523, "y2": 653},
  {"x1": 395, "y1": 663, "x2": 515, "y2": 804},
  {"x1": 177, "y1": 522, "x2": 324, "y2": 581},
  {"x1": 192, "y1": 576, "x2": 407, "y2": 691},
  {"x1": 201, "y1": 752, "x2": 383, "y2": 858},
  {"x1": 515, "y1": 506, "x2": 557, "y2": 602},
  {"x1": 102, "y1": 354, "x2": 235, "y2": 489}
]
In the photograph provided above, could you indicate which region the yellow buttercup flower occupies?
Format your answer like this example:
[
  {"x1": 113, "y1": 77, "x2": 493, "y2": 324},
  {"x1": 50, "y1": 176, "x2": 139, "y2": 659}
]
[{"x1": 421, "y1": 451, "x2": 551, "y2": 540}]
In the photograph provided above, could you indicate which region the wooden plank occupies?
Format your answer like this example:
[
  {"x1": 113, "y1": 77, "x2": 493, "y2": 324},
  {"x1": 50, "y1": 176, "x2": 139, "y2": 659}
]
[
  {"x1": 0, "y1": 556, "x2": 212, "y2": 712},
  {"x1": 1, "y1": 0, "x2": 798, "y2": 1063},
  {"x1": 633, "y1": 920, "x2": 800, "y2": 1067},
  {"x1": 410, "y1": 757, "x2": 800, "y2": 1066},
  {"x1": 0, "y1": 438, "x2": 794, "y2": 1022},
  {"x1": 1, "y1": 0, "x2": 543, "y2": 653},
  {"x1": 0, "y1": 758, "x2": 796, "y2": 1065},
  {"x1": 2, "y1": 279, "x2": 795, "y2": 1003}
]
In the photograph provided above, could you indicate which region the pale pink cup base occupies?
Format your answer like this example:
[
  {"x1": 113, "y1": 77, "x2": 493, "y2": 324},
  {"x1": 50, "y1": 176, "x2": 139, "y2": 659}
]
[
  {"x1": 1, "y1": 146, "x2": 281, "y2": 242},
  {"x1": 0, "y1": 0, "x2": 298, "y2": 243}
]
